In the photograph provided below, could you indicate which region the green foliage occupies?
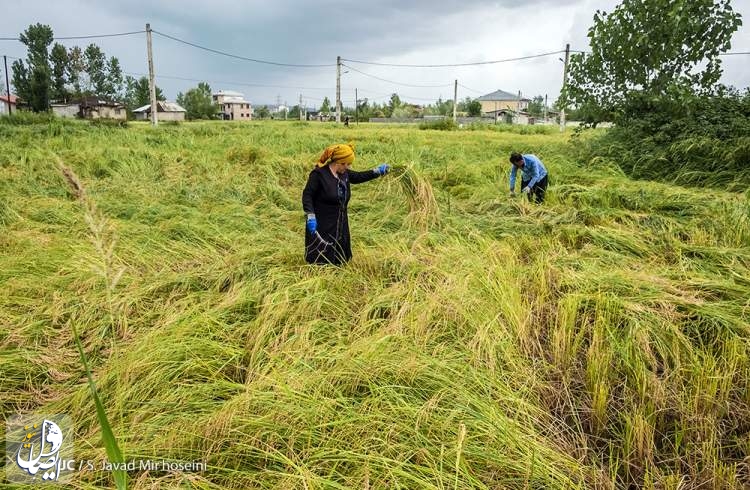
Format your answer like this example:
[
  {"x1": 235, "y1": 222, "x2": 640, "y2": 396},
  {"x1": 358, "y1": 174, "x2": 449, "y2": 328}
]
[
  {"x1": 424, "y1": 97, "x2": 454, "y2": 116},
  {"x1": 89, "y1": 118, "x2": 129, "y2": 128},
  {"x1": 72, "y1": 323, "x2": 128, "y2": 490},
  {"x1": 66, "y1": 46, "x2": 84, "y2": 96},
  {"x1": 0, "y1": 111, "x2": 57, "y2": 125},
  {"x1": 12, "y1": 23, "x2": 54, "y2": 112},
  {"x1": 11, "y1": 24, "x2": 126, "y2": 106},
  {"x1": 467, "y1": 122, "x2": 556, "y2": 135},
  {"x1": 106, "y1": 57, "x2": 123, "y2": 100},
  {"x1": 50, "y1": 43, "x2": 69, "y2": 101},
  {"x1": 386, "y1": 93, "x2": 401, "y2": 117},
  {"x1": 123, "y1": 76, "x2": 165, "y2": 111},
  {"x1": 526, "y1": 95, "x2": 546, "y2": 117},
  {"x1": 565, "y1": 0, "x2": 743, "y2": 123},
  {"x1": 2, "y1": 122, "x2": 750, "y2": 488},
  {"x1": 320, "y1": 96, "x2": 331, "y2": 113},
  {"x1": 176, "y1": 82, "x2": 217, "y2": 120},
  {"x1": 287, "y1": 104, "x2": 301, "y2": 119},
  {"x1": 575, "y1": 88, "x2": 750, "y2": 190},
  {"x1": 84, "y1": 44, "x2": 107, "y2": 96},
  {"x1": 254, "y1": 105, "x2": 271, "y2": 119},
  {"x1": 465, "y1": 98, "x2": 482, "y2": 117},
  {"x1": 418, "y1": 118, "x2": 457, "y2": 130}
]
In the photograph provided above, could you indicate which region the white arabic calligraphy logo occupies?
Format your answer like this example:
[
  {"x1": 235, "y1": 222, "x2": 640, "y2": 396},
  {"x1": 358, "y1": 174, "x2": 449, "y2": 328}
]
[{"x1": 15, "y1": 419, "x2": 65, "y2": 481}]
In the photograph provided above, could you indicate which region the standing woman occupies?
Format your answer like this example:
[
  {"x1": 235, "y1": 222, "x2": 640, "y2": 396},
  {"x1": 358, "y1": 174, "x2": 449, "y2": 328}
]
[{"x1": 302, "y1": 143, "x2": 389, "y2": 265}]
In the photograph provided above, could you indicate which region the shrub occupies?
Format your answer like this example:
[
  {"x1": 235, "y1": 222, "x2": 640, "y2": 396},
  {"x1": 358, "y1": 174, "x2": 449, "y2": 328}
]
[
  {"x1": 418, "y1": 118, "x2": 457, "y2": 131},
  {"x1": 576, "y1": 88, "x2": 750, "y2": 190},
  {"x1": 89, "y1": 118, "x2": 129, "y2": 128}
]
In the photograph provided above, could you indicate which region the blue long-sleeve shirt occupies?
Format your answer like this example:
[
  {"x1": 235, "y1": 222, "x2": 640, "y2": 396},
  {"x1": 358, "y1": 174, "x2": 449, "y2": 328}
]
[{"x1": 509, "y1": 154, "x2": 548, "y2": 191}]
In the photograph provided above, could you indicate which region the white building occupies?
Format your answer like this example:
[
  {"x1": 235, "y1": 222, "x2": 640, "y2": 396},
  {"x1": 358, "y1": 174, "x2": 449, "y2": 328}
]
[
  {"x1": 133, "y1": 101, "x2": 187, "y2": 122},
  {"x1": 0, "y1": 95, "x2": 18, "y2": 115},
  {"x1": 213, "y1": 90, "x2": 252, "y2": 121}
]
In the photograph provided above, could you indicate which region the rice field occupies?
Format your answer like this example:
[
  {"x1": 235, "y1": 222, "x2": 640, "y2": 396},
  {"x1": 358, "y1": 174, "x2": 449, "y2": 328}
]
[{"x1": 1, "y1": 119, "x2": 749, "y2": 489}]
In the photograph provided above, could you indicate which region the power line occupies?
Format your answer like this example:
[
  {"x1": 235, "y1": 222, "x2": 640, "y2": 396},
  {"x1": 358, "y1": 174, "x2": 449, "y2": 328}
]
[
  {"x1": 1, "y1": 30, "x2": 144, "y2": 41},
  {"x1": 342, "y1": 63, "x2": 452, "y2": 88},
  {"x1": 457, "y1": 83, "x2": 485, "y2": 95},
  {"x1": 54, "y1": 30, "x2": 145, "y2": 40},
  {"x1": 341, "y1": 50, "x2": 567, "y2": 67},
  {"x1": 152, "y1": 30, "x2": 335, "y2": 68},
  {"x1": 124, "y1": 71, "x2": 335, "y2": 91}
]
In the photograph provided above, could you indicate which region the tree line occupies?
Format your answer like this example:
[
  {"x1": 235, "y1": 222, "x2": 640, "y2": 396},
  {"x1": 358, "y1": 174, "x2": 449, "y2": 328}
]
[{"x1": 11, "y1": 23, "x2": 165, "y2": 113}]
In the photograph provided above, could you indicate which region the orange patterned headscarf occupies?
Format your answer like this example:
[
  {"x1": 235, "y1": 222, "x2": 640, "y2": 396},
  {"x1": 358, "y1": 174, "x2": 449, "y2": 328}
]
[{"x1": 317, "y1": 143, "x2": 355, "y2": 168}]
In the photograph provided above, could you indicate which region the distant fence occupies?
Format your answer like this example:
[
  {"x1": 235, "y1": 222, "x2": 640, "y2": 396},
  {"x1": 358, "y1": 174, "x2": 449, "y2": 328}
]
[{"x1": 368, "y1": 116, "x2": 561, "y2": 125}]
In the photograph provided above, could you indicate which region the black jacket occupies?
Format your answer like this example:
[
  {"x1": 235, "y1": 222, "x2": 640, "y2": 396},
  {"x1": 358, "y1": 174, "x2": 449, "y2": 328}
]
[{"x1": 302, "y1": 165, "x2": 378, "y2": 264}]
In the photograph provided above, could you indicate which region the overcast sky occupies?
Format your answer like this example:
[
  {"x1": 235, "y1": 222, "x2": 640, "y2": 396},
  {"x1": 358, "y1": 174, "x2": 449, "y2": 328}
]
[{"x1": 1, "y1": 0, "x2": 749, "y2": 108}]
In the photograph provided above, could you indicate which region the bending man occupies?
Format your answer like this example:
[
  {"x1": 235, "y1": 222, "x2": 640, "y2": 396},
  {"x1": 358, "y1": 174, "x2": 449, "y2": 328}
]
[{"x1": 509, "y1": 152, "x2": 548, "y2": 203}]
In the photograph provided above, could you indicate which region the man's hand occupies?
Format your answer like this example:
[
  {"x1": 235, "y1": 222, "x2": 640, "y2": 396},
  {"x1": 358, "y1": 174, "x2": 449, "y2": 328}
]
[{"x1": 522, "y1": 186, "x2": 532, "y2": 194}]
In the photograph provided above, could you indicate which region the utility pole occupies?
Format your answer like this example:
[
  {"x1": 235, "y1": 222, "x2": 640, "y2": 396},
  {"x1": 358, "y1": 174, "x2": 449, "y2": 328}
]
[
  {"x1": 299, "y1": 94, "x2": 303, "y2": 121},
  {"x1": 284, "y1": 100, "x2": 288, "y2": 120},
  {"x1": 544, "y1": 94, "x2": 548, "y2": 122},
  {"x1": 452, "y1": 79, "x2": 457, "y2": 123},
  {"x1": 146, "y1": 23, "x2": 158, "y2": 126},
  {"x1": 517, "y1": 90, "x2": 522, "y2": 124},
  {"x1": 355, "y1": 88, "x2": 358, "y2": 125},
  {"x1": 336, "y1": 56, "x2": 341, "y2": 123},
  {"x1": 560, "y1": 43, "x2": 570, "y2": 133},
  {"x1": 3, "y1": 55, "x2": 11, "y2": 115}
]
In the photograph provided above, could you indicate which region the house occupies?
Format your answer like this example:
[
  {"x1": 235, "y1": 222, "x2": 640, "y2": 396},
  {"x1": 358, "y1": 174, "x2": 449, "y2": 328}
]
[
  {"x1": 477, "y1": 89, "x2": 530, "y2": 115},
  {"x1": 51, "y1": 102, "x2": 80, "y2": 119},
  {"x1": 212, "y1": 90, "x2": 252, "y2": 121},
  {"x1": 306, "y1": 110, "x2": 334, "y2": 122},
  {"x1": 485, "y1": 108, "x2": 532, "y2": 125},
  {"x1": 132, "y1": 101, "x2": 187, "y2": 121},
  {"x1": 0, "y1": 94, "x2": 19, "y2": 115},
  {"x1": 75, "y1": 96, "x2": 127, "y2": 120}
]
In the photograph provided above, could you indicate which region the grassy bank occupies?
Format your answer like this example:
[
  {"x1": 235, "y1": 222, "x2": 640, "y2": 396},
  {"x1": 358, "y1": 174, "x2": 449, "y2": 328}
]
[{"x1": 1, "y1": 120, "x2": 748, "y2": 488}]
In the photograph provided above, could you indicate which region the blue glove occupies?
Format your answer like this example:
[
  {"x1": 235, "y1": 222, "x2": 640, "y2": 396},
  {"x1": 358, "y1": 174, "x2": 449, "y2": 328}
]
[
  {"x1": 374, "y1": 163, "x2": 390, "y2": 175},
  {"x1": 306, "y1": 214, "x2": 317, "y2": 233},
  {"x1": 522, "y1": 186, "x2": 532, "y2": 194}
]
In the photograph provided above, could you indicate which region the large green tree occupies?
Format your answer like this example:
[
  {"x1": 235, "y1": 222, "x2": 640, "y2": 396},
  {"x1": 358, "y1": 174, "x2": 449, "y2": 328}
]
[
  {"x1": 105, "y1": 57, "x2": 123, "y2": 100},
  {"x1": 459, "y1": 97, "x2": 482, "y2": 117},
  {"x1": 84, "y1": 44, "x2": 107, "y2": 95},
  {"x1": 564, "y1": 0, "x2": 742, "y2": 123},
  {"x1": 526, "y1": 95, "x2": 545, "y2": 117},
  {"x1": 320, "y1": 96, "x2": 331, "y2": 113},
  {"x1": 12, "y1": 23, "x2": 54, "y2": 111},
  {"x1": 387, "y1": 93, "x2": 401, "y2": 117},
  {"x1": 50, "y1": 43, "x2": 69, "y2": 101},
  {"x1": 176, "y1": 82, "x2": 217, "y2": 120},
  {"x1": 66, "y1": 46, "x2": 84, "y2": 96},
  {"x1": 123, "y1": 75, "x2": 165, "y2": 110}
]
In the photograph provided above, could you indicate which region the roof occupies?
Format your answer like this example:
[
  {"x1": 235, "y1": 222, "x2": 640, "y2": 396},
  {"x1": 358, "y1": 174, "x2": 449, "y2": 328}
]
[
  {"x1": 74, "y1": 96, "x2": 124, "y2": 108},
  {"x1": 214, "y1": 90, "x2": 244, "y2": 97},
  {"x1": 219, "y1": 97, "x2": 250, "y2": 104},
  {"x1": 0, "y1": 95, "x2": 19, "y2": 104},
  {"x1": 477, "y1": 89, "x2": 531, "y2": 102},
  {"x1": 214, "y1": 90, "x2": 250, "y2": 104},
  {"x1": 133, "y1": 101, "x2": 187, "y2": 113},
  {"x1": 489, "y1": 110, "x2": 532, "y2": 116}
]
